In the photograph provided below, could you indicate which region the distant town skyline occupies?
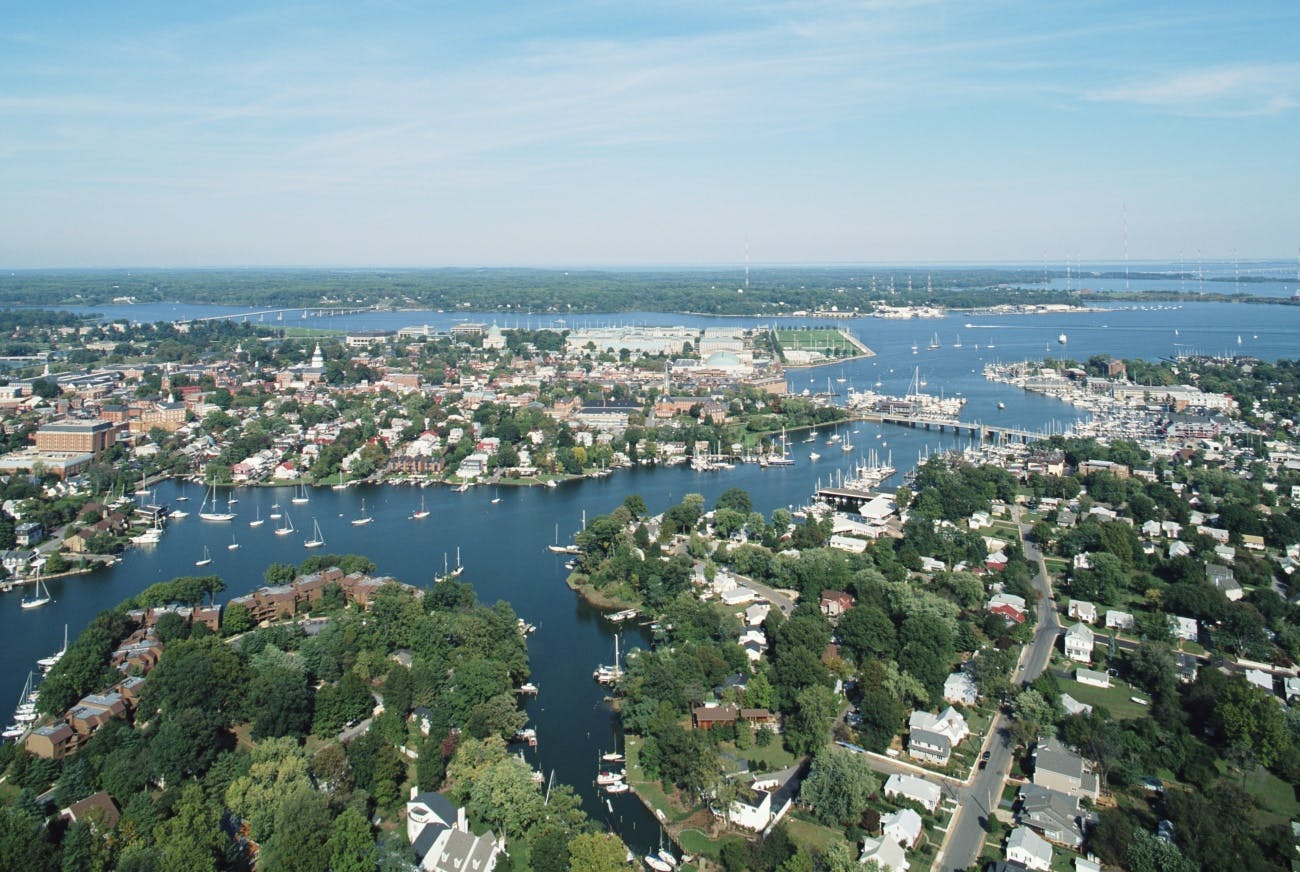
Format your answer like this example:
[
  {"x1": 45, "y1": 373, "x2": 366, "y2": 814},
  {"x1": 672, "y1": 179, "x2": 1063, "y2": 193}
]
[{"x1": 3, "y1": 1, "x2": 1297, "y2": 268}]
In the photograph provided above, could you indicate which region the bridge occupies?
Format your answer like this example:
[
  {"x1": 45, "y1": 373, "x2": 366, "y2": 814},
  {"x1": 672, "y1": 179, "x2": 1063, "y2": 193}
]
[
  {"x1": 852, "y1": 410, "x2": 1049, "y2": 444},
  {"x1": 176, "y1": 305, "x2": 380, "y2": 326}
]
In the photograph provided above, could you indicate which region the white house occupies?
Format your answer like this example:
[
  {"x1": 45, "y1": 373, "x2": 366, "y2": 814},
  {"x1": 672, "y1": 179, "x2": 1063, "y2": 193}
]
[
  {"x1": 727, "y1": 781, "x2": 776, "y2": 831},
  {"x1": 880, "y1": 808, "x2": 923, "y2": 848},
  {"x1": 1064, "y1": 623, "x2": 1094, "y2": 663},
  {"x1": 1067, "y1": 600, "x2": 1097, "y2": 624},
  {"x1": 1075, "y1": 668, "x2": 1110, "y2": 688},
  {"x1": 1170, "y1": 615, "x2": 1198, "y2": 643},
  {"x1": 1105, "y1": 610, "x2": 1134, "y2": 631},
  {"x1": 909, "y1": 707, "x2": 970, "y2": 746},
  {"x1": 1168, "y1": 541, "x2": 1191, "y2": 558},
  {"x1": 884, "y1": 773, "x2": 941, "y2": 812},
  {"x1": 859, "y1": 836, "x2": 909, "y2": 871},
  {"x1": 406, "y1": 790, "x2": 503, "y2": 872},
  {"x1": 1060, "y1": 694, "x2": 1093, "y2": 716},
  {"x1": 1006, "y1": 826, "x2": 1053, "y2": 872},
  {"x1": 943, "y1": 671, "x2": 979, "y2": 705},
  {"x1": 1244, "y1": 669, "x2": 1275, "y2": 696}
]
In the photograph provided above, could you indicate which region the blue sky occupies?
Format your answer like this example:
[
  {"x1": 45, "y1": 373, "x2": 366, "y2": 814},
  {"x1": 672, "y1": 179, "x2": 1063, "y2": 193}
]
[{"x1": 2, "y1": 0, "x2": 1297, "y2": 267}]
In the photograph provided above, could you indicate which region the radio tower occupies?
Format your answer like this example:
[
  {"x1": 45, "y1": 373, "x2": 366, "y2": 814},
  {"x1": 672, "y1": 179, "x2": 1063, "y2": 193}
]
[{"x1": 744, "y1": 239, "x2": 750, "y2": 291}]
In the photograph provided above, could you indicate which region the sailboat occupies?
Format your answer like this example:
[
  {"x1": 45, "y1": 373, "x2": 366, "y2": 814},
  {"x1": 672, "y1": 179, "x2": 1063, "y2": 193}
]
[
  {"x1": 269, "y1": 503, "x2": 282, "y2": 520},
  {"x1": 199, "y1": 483, "x2": 236, "y2": 522},
  {"x1": 249, "y1": 506, "x2": 264, "y2": 528},
  {"x1": 953, "y1": 333, "x2": 962, "y2": 348},
  {"x1": 412, "y1": 495, "x2": 430, "y2": 520},
  {"x1": 134, "y1": 470, "x2": 150, "y2": 495},
  {"x1": 928, "y1": 332, "x2": 941, "y2": 350},
  {"x1": 36, "y1": 625, "x2": 68, "y2": 671},
  {"x1": 911, "y1": 340, "x2": 918, "y2": 355},
  {"x1": 841, "y1": 431, "x2": 854, "y2": 453},
  {"x1": 303, "y1": 518, "x2": 325, "y2": 548},
  {"x1": 275, "y1": 511, "x2": 296, "y2": 537},
  {"x1": 547, "y1": 524, "x2": 580, "y2": 554},
  {"x1": 490, "y1": 489, "x2": 501, "y2": 505},
  {"x1": 21, "y1": 571, "x2": 51, "y2": 610},
  {"x1": 435, "y1": 548, "x2": 465, "y2": 583},
  {"x1": 331, "y1": 471, "x2": 348, "y2": 491},
  {"x1": 351, "y1": 498, "x2": 373, "y2": 526},
  {"x1": 291, "y1": 483, "x2": 309, "y2": 505},
  {"x1": 175, "y1": 484, "x2": 189, "y2": 502},
  {"x1": 227, "y1": 534, "x2": 240, "y2": 551},
  {"x1": 195, "y1": 545, "x2": 212, "y2": 567}
]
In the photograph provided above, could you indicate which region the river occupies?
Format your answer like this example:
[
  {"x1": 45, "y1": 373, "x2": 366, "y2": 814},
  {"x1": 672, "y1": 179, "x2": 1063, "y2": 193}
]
[{"x1": 3, "y1": 300, "x2": 1298, "y2": 853}]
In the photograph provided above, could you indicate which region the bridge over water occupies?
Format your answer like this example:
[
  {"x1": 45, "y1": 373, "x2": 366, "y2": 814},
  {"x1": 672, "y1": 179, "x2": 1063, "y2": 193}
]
[
  {"x1": 852, "y1": 409, "x2": 1050, "y2": 444},
  {"x1": 175, "y1": 306, "x2": 379, "y2": 326}
]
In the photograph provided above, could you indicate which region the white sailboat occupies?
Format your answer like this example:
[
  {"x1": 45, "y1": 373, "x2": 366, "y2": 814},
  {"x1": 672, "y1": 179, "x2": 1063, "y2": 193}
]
[
  {"x1": 331, "y1": 471, "x2": 348, "y2": 491},
  {"x1": 291, "y1": 483, "x2": 309, "y2": 505},
  {"x1": 412, "y1": 495, "x2": 430, "y2": 520},
  {"x1": 227, "y1": 534, "x2": 240, "y2": 551},
  {"x1": 275, "y1": 511, "x2": 296, "y2": 537},
  {"x1": 928, "y1": 332, "x2": 941, "y2": 350},
  {"x1": 198, "y1": 483, "x2": 236, "y2": 522},
  {"x1": 351, "y1": 498, "x2": 373, "y2": 526},
  {"x1": 21, "y1": 571, "x2": 51, "y2": 610},
  {"x1": 303, "y1": 518, "x2": 325, "y2": 548},
  {"x1": 195, "y1": 545, "x2": 212, "y2": 567},
  {"x1": 269, "y1": 503, "x2": 282, "y2": 520},
  {"x1": 36, "y1": 625, "x2": 68, "y2": 671},
  {"x1": 249, "y1": 506, "x2": 264, "y2": 528}
]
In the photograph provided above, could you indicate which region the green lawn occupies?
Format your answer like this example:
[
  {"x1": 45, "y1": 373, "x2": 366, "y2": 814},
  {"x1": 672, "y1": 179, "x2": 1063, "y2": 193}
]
[
  {"x1": 678, "y1": 829, "x2": 737, "y2": 861},
  {"x1": 624, "y1": 735, "x2": 698, "y2": 824},
  {"x1": 723, "y1": 741, "x2": 797, "y2": 773},
  {"x1": 783, "y1": 813, "x2": 853, "y2": 853},
  {"x1": 1241, "y1": 765, "x2": 1300, "y2": 826},
  {"x1": 1053, "y1": 671, "x2": 1151, "y2": 719}
]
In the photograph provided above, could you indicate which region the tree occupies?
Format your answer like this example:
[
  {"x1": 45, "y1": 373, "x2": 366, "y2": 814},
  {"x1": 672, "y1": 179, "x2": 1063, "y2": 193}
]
[
  {"x1": 326, "y1": 807, "x2": 376, "y2": 872},
  {"x1": 836, "y1": 605, "x2": 896, "y2": 663},
  {"x1": 798, "y1": 748, "x2": 880, "y2": 826},
  {"x1": 568, "y1": 832, "x2": 631, "y2": 872},
  {"x1": 853, "y1": 687, "x2": 903, "y2": 752},
  {"x1": 249, "y1": 665, "x2": 313, "y2": 739},
  {"x1": 260, "y1": 784, "x2": 332, "y2": 872},
  {"x1": 222, "y1": 602, "x2": 253, "y2": 636},
  {"x1": 1213, "y1": 676, "x2": 1290, "y2": 768},
  {"x1": 264, "y1": 562, "x2": 297, "y2": 586},
  {"x1": 783, "y1": 684, "x2": 838, "y2": 756},
  {"x1": 153, "y1": 783, "x2": 222, "y2": 872}
]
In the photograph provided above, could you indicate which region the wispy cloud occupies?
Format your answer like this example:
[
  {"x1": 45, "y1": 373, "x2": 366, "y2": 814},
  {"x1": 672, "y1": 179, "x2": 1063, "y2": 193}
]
[{"x1": 1088, "y1": 63, "x2": 1300, "y2": 116}]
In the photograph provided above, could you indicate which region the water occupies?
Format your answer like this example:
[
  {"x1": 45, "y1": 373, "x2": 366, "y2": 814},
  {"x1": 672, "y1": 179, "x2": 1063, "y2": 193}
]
[{"x1": 3, "y1": 300, "x2": 1298, "y2": 852}]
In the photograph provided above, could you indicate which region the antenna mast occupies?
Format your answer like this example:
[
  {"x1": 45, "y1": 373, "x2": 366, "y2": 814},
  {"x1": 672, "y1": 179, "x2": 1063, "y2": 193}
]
[{"x1": 744, "y1": 239, "x2": 750, "y2": 291}]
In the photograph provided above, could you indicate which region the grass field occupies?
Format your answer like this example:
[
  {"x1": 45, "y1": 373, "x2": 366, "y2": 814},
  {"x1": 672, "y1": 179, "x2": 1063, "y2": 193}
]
[
  {"x1": 775, "y1": 327, "x2": 857, "y2": 359},
  {"x1": 783, "y1": 813, "x2": 853, "y2": 853},
  {"x1": 1053, "y1": 671, "x2": 1151, "y2": 719},
  {"x1": 1241, "y1": 765, "x2": 1300, "y2": 825}
]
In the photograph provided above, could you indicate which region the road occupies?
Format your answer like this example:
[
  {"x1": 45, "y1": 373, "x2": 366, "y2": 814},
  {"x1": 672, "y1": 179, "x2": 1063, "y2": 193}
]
[{"x1": 935, "y1": 507, "x2": 1060, "y2": 872}]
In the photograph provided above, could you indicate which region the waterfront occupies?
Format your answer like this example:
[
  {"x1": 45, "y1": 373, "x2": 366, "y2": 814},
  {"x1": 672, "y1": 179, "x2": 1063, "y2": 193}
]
[{"x1": 3, "y1": 299, "x2": 1297, "y2": 855}]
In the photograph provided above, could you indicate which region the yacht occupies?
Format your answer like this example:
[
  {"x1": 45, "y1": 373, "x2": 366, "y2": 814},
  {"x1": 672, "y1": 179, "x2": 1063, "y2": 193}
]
[
  {"x1": 198, "y1": 484, "x2": 236, "y2": 522},
  {"x1": 21, "y1": 572, "x2": 52, "y2": 610},
  {"x1": 275, "y1": 512, "x2": 296, "y2": 537},
  {"x1": 291, "y1": 484, "x2": 309, "y2": 505},
  {"x1": 36, "y1": 625, "x2": 68, "y2": 672},
  {"x1": 269, "y1": 503, "x2": 282, "y2": 520},
  {"x1": 303, "y1": 518, "x2": 325, "y2": 548},
  {"x1": 195, "y1": 546, "x2": 212, "y2": 567},
  {"x1": 249, "y1": 507, "x2": 264, "y2": 528},
  {"x1": 412, "y1": 495, "x2": 430, "y2": 520},
  {"x1": 227, "y1": 534, "x2": 240, "y2": 551},
  {"x1": 331, "y1": 472, "x2": 348, "y2": 491},
  {"x1": 351, "y1": 498, "x2": 373, "y2": 526}
]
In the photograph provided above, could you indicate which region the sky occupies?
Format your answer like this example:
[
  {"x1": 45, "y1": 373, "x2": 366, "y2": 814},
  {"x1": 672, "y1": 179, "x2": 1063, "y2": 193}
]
[{"x1": 2, "y1": 0, "x2": 1298, "y2": 268}]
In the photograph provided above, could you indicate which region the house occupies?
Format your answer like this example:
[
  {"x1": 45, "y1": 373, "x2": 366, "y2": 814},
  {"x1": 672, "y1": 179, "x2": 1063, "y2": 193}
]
[
  {"x1": 1059, "y1": 694, "x2": 1092, "y2": 717},
  {"x1": 1104, "y1": 609, "x2": 1134, "y2": 631},
  {"x1": 907, "y1": 728, "x2": 952, "y2": 766},
  {"x1": 1244, "y1": 669, "x2": 1275, "y2": 696},
  {"x1": 727, "y1": 780, "x2": 777, "y2": 831},
  {"x1": 1032, "y1": 738, "x2": 1099, "y2": 801},
  {"x1": 1017, "y1": 784, "x2": 1087, "y2": 848},
  {"x1": 26, "y1": 722, "x2": 79, "y2": 760},
  {"x1": 1006, "y1": 826, "x2": 1054, "y2": 871},
  {"x1": 1170, "y1": 615, "x2": 1198, "y2": 643},
  {"x1": 884, "y1": 773, "x2": 941, "y2": 812},
  {"x1": 692, "y1": 703, "x2": 739, "y2": 730},
  {"x1": 880, "y1": 807, "x2": 924, "y2": 848},
  {"x1": 943, "y1": 671, "x2": 979, "y2": 705},
  {"x1": 406, "y1": 790, "x2": 502, "y2": 872},
  {"x1": 1206, "y1": 564, "x2": 1242, "y2": 601},
  {"x1": 59, "y1": 791, "x2": 121, "y2": 832},
  {"x1": 820, "y1": 590, "x2": 854, "y2": 618},
  {"x1": 1075, "y1": 668, "x2": 1110, "y2": 689},
  {"x1": 1067, "y1": 600, "x2": 1097, "y2": 624},
  {"x1": 909, "y1": 707, "x2": 970, "y2": 747},
  {"x1": 1168, "y1": 540, "x2": 1191, "y2": 558},
  {"x1": 988, "y1": 592, "x2": 1027, "y2": 623},
  {"x1": 859, "y1": 836, "x2": 909, "y2": 871},
  {"x1": 1063, "y1": 623, "x2": 1094, "y2": 663}
]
